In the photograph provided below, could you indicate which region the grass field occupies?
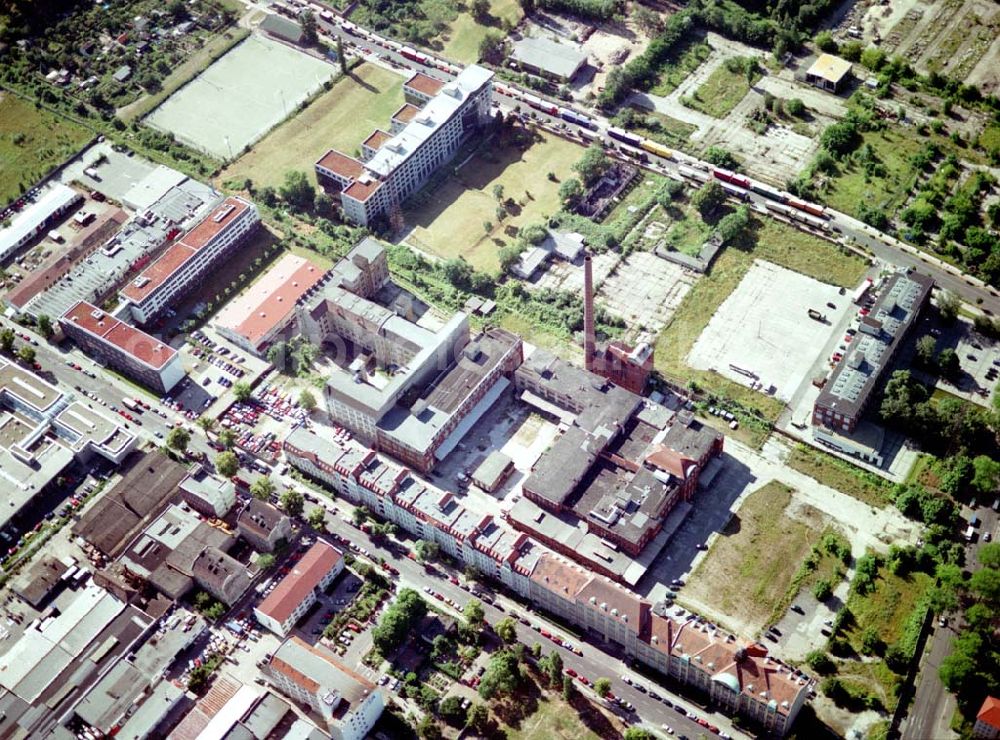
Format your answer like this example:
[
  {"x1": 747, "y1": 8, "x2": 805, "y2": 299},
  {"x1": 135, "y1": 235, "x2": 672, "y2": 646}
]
[
  {"x1": 118, "y1": 28, "x2": 250, "y2": 122},
  {"x1": 628, "y1": 107, "x2": 698, "y2": 149},
  {"x1": 219, "y1": 64, "x2": 404, "y2": 189},
  {"x1": 0, "y1": 94, "x2": 92, "y2": 206},
  {"x1": 653, "y1": 215, "x2": 867, "y2": 420},
  {"x1": 663, "y1": 201, "x2": 712, "y2": 256},
  {"x1": 650, "y1": 40, "x2": 712, "y2": 97},
  {"x1": 786, "y1": 444, "x2": 895, "y2": 508},
  {"x1": 506, "y1": 697, "x2": 604, "y2": 740},
  {"x1": 403, "y1": 129, "x2": 580, "y2": 272},
  {"x1": 684, "y1": 60, "x2": 761, "y2": 118},
  {"x1": 684, "y1": 482, "x2": 830, "y2": 632},
  {"x1": 436, "y1": 0, "x2": 523, "y2": 63}
]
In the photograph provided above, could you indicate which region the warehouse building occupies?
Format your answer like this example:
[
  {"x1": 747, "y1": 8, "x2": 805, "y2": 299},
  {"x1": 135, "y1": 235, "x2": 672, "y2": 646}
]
[
  {"x1": 0, "y1": 183, "x2": 83, "y2": 263},
  {"x1": 60, "y1": 300, "x2": 185, "y2": 393},
  {"x1": 511, "y1": 36, "x2": 588, "y2": 82},
  {"x1": 813, "y1": 269, "x2": 933, "y2": 433},
  {"x1": 119, "y1": 196, "x2": 260, "y2": 325},
  {"x1": 315, "y1": 65, "x2": 493, "y2": 227}
]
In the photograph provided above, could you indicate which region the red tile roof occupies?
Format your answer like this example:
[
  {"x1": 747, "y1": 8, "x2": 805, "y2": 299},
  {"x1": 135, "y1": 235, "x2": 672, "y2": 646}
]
[
  {"x1": 405, "y1": 72, "x2": 445, "y2": 97},
  {"x1": 316, "y1": 149, "x2": 365, "y2": 180},
  {"x1": 215, "y1": 254, "x2": 327, "y2": 347},
  {"x1": 392, "y1": 103, "x2": 422, "y2": 123},
  {"x1": 645, "y1": 445, "x2": 696, "y2": 480},
  {"x1": 179, "y1": 197, "x2": 250, "y2": 250},
  {"x1": 121, "y1": 197, "x2": 252, "y2": 304},
  {"x1": 979, "y1": 697, "x2": 1000, "y2": 730},
  {"x1": 120, "y1": 243, "x2": 194, "y2": 303},
  {"x1": 363, "y1": 129, "x2": 392, "y2": 151},
  {"x1": 343, "y1": 178, "x2": 382, "y2": 203},
  {"x1": 257, "y1": 541, "x2": 342, "y2": 624},
  {"x1": 61, "y1": 300, "x2": 177, "y2": 369}
]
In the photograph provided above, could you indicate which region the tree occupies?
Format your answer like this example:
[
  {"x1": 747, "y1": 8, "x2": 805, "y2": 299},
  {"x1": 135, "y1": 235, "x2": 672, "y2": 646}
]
[
  {"x1": 814, "y1": 30, "x2": 837, "y2": 52},
  {"x1": 215, "y1": 451, "x2": 239, "y2": 478},
  {"x1": 464, "y1": 599, "x2": 485, "y2": 628},
  {"x1": 166, "y1": 427, "x2": 190, "y2": 453},
  {"x1": 251, "y1": 476, "x2": 275, "y2": 501},
  {"x1": 939, "y1": 647, "x2": 978, "y2": 694},
  {"x1": 558, "y1": 177, "x2": 583, "y2": 207},
  {"x1": 439, "y1": 695, "x2": 466, "y2": 727},
  {"x1": 573, "y1": 144, "x2": 610, "y2": 186},
  {"x1": 937, "y1": 290, "x2": 960, "y2": 323},
  {"x1": 415, "y1": 539, "x2": 440, "y2": 563},
  {"x1": 813, "y1": 579, "x2": 833, "y2": 601},
  {"x1": 820, "y1": 121, "x2": 860, "y2": 158},
  {"x1": 36, "y1": 315, "x2": 53, "y2": 339},
  {"x1": 336, "y1": 36, "x2": 347, "y2": 73},
  {"x1": 478, "y1": 30, "x2": 505, "y2": 64},
  {"x1": 860, "y1": 626, "x2": 883, "y2": 655},
  {"x1": 691, "y1": 180, "x2": 726, "y2": 218},
  {"x1": 300, "y1": 10, "x2": 318, "y2": 45},
  {"x1": 969, "y1": 567, "x2": 1000, "y2": 605},
  {"x1": 352, "y1": 507, "x2": 368, "y2": 525},
  {"x1": 417, "y1": 715, "x2": 441, "y2": 740},
  {"x1": 471, "y1": 0, "x2": 491, "y2": 20},
  {"x1": 937, "y1": 348, "x2": 960, "y2": 381},
  {"x1": 466, "y1": 703, "x2": 489, "y2": 732},
  {"x1": 492, "y1": 184, "x2": 505, "y2": 202},
  {"x1": 633, "y1": 6, "x2": 663, "y2": 36},
  {"x1": 594, "y1": 677, "x2": 612, "y2": 698},
  {"x1": 280, "y1": 171, "x2": 316, "y2": 213},
  {"x1": 979, "y1": 543, "x2": 1000, "y2": 569},
  {"x1": 805, "y1": 650, "x2": 835, "y2": 673},
  {"x1": 197, "y1": 416, "x2": 216, "y2": 437},
  {"x1": 256, "y1": 553, "x2": 276, "y2": 570},
  {"x1": 971, "y1": 455, "x2": 1000, "y2": 495},
  {"x1": 562, "y1": 674, "x2": 575, "y2": 700},
  {"x1": 494, "y1": 617, "x2": 518, "y2": 643},
  {"x1": 232, "y1": 381, "x2": 253, "y2": 401},
  {"x1": 372, "y1": 588, "x2": 428, "y2": 654},
  {"x1": 540, "y1": 649, "x2": 563, "y2": 685},
  {"x1": 915, "y1": 335, "x2": 937, "y2": 367},
  {"x1": 218, "y1": 429, "x2": 237, "y2": 450},
  {"x1": 787, "y1": 97, "x2": 806, "y2": 117},
  {"x1": 299, "y1": 389, "x2": 316, "y2": 412},
  {"x1": 715, "y1": 205, "x2": 750, "y2": 243},
  {"x1": 0, "y1": 329, "x2": 14, "y2": 354},
  {"x1": 307, "y1": 506, "x2": 326, "y2": 531},
  {"x1": 280, "y1": 489, "x2": 304, "y2": 517},
  {"x1": 624, "y1": 730, "x2": 654, "y2": 740},
  {"x1": 17, "y1": 345, "x2": 35, "y2": 364}
]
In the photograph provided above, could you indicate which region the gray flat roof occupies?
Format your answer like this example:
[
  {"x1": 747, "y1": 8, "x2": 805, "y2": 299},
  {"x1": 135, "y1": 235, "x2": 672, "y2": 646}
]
[{"x1": 512, "y1": 37, "x2": 587, "y2": 79}]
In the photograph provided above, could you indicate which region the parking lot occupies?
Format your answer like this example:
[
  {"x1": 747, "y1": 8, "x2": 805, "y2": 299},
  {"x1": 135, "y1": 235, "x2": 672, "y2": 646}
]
[{"x1": 688, "y1": 259, "x2": 854, "y2": 402}]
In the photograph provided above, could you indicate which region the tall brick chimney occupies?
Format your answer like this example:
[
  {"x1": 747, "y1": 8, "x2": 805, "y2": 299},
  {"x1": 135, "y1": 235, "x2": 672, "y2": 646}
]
[{"x1": 583, "y1": 252, "x2": 595, "y2": 372}]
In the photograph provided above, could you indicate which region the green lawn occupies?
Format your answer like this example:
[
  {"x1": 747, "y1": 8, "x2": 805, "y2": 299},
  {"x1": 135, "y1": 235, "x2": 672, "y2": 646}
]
[
  {"x1": 684, "y1": 60, "x2": 761, "y2": 118},
  {"x1": 684, "y1": 481, "x2": 828, "y2": 632},
  {"x1": 786, "y1": 444, "x2": 895, "y2": 508},
  {"x1": 436, "y1": 0, "x2": 523, "y2": 63},
  {"x1": 649, "y1": 40, "x2": 712, "y2": 97},
  {"x1": 504, "y1": 690, "x2": 618, "y2": 740},
  {"x1": 118, "y1": 28, "x2": 250, "y2": 122},
  {"x1": 218, "y1": 63, "x2": 404, "y2": 189},
  {"x1": 654, "y1": 215, "x2": 867, "y2": 421},
  {"x1": 0, "y1": 93, "x2": 92, "y2": 206},
  {"x1": 403, "y1": 128, "x2": 580, "y2": 272}
]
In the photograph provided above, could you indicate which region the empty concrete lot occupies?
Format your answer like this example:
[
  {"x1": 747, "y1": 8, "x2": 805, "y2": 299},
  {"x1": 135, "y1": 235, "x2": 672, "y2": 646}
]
[
  {"x1": 597, "y1": 252, "x2": 697, "y2": 340},
  {"x1": 146, "y1": 34, "x2": 335, "y2": 160},
  {"x1": 687, "y1": 259, "x2": 851, "y2": 402}
]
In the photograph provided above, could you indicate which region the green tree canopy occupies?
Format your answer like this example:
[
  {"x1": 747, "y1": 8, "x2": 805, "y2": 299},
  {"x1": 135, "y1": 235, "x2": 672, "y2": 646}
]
[
  {"x1": 478, "y1": 650, "x2": 522, "y2": 700},
  {"x1": 215, "y1": 451, "x2": 239, "y2": 478}
]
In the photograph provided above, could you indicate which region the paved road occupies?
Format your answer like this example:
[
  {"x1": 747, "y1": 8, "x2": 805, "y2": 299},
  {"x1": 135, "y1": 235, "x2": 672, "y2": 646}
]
[
  {"x1": 314, "y1": 12, "x2": 1000, "y2": 317},
  {"x1": 902, "y1": 622, "x2": 956, "y2": 740}
]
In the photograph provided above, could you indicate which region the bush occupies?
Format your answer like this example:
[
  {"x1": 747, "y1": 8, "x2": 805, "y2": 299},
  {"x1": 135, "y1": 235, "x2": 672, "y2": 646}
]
[
  {"x1": 806, "y1": 650, "x2": 835, "y2": 673},
  {"x1": 813, "y1": 579, "x2": 833, "y2": 601}
]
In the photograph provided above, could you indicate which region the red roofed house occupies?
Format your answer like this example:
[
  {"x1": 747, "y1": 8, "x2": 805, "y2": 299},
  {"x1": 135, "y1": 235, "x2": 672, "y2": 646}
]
[
  {"x1": 976, "y1": 697, "x2": 1000, "y2": 739},
  {"x1": 254, "y1": 540, "x2": 343, "y2": 636},
  {"x1": 60, "y1": 300, "x2": 185, "y2": 393},
  {"x1": 214, "y1": 253, "x2": 328, "y2": 356},
  {"x1": 120, "y1": 196, "x2": 259, "y2": 325}
]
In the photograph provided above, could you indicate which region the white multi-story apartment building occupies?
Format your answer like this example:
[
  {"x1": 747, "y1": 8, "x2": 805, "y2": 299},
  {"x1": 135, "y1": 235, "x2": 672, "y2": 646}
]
[
  {"x1": 119, "y1": 196, "x2": 259, "y2": 325},
  {"x1": 315, "y1": 66, "x2": 494, "y2": 227},
  {"x1": 253, "y1": 540, "x2": 343, "y2": 636},
  {"x1": 264, "y1": 636, "x2": 384, "y2": 740}
]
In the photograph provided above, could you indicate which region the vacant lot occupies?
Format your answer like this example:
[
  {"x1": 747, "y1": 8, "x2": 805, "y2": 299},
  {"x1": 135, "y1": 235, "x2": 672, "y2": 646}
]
[
  {"x1": 654, "y1": 216, "x2": 868, "y2": 420},
  {"x1": 147, "y1": 35, "x2": 335, "y2": 160},
  {"x1": 650, "y1": 39, "x2": 712, "y2": 97},
  {"x1": 0, "y1": 94, "x2": 92, "y2": 206},
  {"x1": 220, "y1": 63, "x2": 404, "y2": 189},
  {"x1": 787, "y1": 444, "x2": 896, "y2": 508},
  {"x1": 437, "y1": 0, "x2": 523, "y2": 63},
  {"x1": 684, "y1": 481, "x2": 828, "y2": 633},
  {"x1": 684, "y1": 60, "x2": 760, "y2": 118},
  {"x1": 403, "y1": 129, "x2": 579, "y2": 272}
]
